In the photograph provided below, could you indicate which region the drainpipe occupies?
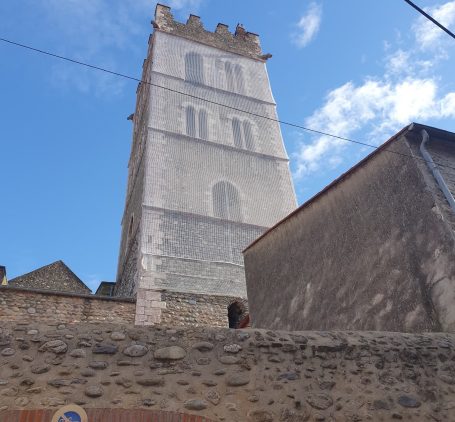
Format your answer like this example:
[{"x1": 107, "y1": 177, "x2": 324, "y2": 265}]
[{"x1": 419, "y1": 129, "x2": 455, "y2": 213}]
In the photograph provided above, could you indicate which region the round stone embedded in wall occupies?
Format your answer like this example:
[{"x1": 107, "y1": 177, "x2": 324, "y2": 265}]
[
  {"x1": 88, "y1": 361, "x2": 108, "y2": 370},
  {"x1": 226, "y1": 373, "x2": 250, "y2": 386},
  {"x1": 39, "y1": 340, "x2": 68, "y2": 354},
  {"x1": 224, "y1": 344, "x2": 242, "y2": 353},
  {"x1": 248, "y1": 410, "x2": 273, "y2": 421},
  {"x1": 69, "y1": 349, "x2": 86, "y2": 358},
  {"x1": 110, "y1": 332, "x2": 126, "y2": 341},
  {"x1": 30, "y1": 364, "x2": 51, "y2": 374},
  {"x1": 306, "y1": 393, "x2": 333, "y2": 410},
  {"x1": 192, "y1": 341, "x2": 214, "y2": 351},
  {"x1": 1, "y1": 348, "x2": 15, "y2": 356},
  {"x1": 14, "y1": 397, "x2": 29, "y2": 407},
  {"x1": 92, "y1": 344, "x2": 118, "y2": 355},
  {"x1": 154, "y1": 346, "x2": 186, "y2": 360},
  {"x1": 398, "y1": 395, "x2": 421, "y2": 408},
  {"x1": 219, "y1": 356, "x2": 239, "y2": 365},
  {"x1": 85, "y1": 385, "x2": 103, "y2": 398},
  {"x1": 136, "y1": 377, "x2": 165, "y2": 387},
  {"x1": 123, "y1": 344, "x2": 148, "y2": 357},
  {"x1": 184, "y1": 399, "x2": 208, "y2": 410}
]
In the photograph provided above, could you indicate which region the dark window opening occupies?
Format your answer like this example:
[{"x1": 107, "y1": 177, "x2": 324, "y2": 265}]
[
  {"x1": 243, "y1": 121, "x2": 254, "y2": 151},
  {"x1": 198, "y1": 109, "x2": 208, "y2": 140},
  {"x1": 231, "y1": 118, "x2": 243, "y2": 148},
  {"x1": 212, "y1": 181, "x2": 241, "y2": 221},
  {"x1": 185, "y1": 52, "x2": 204, "y2": 84},
  {"x1": 186, "y1": 106, "x2": 196, "y2": 137},
  {"x1": 228, "y1": 302, "x2": 243, "y2": 328}
]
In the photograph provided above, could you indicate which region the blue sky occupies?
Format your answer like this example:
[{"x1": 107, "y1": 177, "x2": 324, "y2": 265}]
[{"x1": 1, "y1": 0, "x2": 455, "y2": 291}]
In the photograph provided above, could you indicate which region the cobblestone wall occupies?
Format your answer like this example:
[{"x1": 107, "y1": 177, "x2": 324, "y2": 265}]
[
  {"x1": 1, "y1": 322, "x2": 455, "y2": 421},
  {"x1": 0, "y1": 287, "x2": 135, "y2": 325}
]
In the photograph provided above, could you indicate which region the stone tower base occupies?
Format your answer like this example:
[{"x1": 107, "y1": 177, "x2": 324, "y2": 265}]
[{"x1": 135, "y1": 289, "x2": 248, "y2": 327}]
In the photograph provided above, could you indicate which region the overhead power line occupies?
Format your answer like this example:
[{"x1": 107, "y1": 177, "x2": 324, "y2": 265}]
[
  {"x1": 1, "y1": 35, "x2": 455, "y2": 173},
  {"x1": 403, "y1": 0, "x2": 455, "y2": 40}
]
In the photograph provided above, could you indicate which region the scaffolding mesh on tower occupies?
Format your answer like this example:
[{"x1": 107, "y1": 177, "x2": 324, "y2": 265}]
[{"x1": 116, "y1": 26, "x2": 297, "y2": 299}]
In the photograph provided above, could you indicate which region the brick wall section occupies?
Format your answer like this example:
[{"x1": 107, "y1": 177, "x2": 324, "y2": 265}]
[
  {"x1": 161, "y1": 291, "x2": 248, "y2": 327},
  {"x1": 0, "y1": 287, "x2": 135, "y2": 325},
  {"x1": 0, "y1": 409, "x2": 216, "y2": 421}
]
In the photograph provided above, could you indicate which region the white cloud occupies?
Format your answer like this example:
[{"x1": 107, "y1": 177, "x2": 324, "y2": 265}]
[
  {"x1": 386, "y1": 49, "x2": 412, "y2": 75},
  {"x1": 292, "y1": 3, "x2": 322, "y2": 48},
  {"x1": 293, "y1": 1, "x2": 455, "y2": 179},
  {"x1": 441, "y1": 92, "x2": 455, "y2": 116},
  {"x1": 414, "y1": 1, "x2": 455, "y2": 50},
  {"x1": 294, "y1": 78, "x2": 455, "y2": 178}
]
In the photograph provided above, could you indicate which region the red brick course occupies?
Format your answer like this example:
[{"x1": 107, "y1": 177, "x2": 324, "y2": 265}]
[{"x1": 0, "y1": 409, "x2": 216, "y2": 421}]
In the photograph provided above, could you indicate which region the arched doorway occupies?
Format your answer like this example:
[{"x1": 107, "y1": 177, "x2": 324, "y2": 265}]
[{"x1": 228, "y1": 301, "x2": 244, "y2": 328}]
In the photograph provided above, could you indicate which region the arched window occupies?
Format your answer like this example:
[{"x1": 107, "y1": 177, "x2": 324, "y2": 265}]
[
  {"x1": 243, "y1": 121, "x2": 254, "y2": 151},
  {"x1": 186, "y1": 106, "x2": 196, "y2": 137},
  {"x1": 228, "y1": 302, "x2": 244, "y2": 328},
  {"x1": 234, "y1": 64, "x2": 244, "y2": 93},
  {"x1": 225, "y1": 61, "x2": 235, "y2": 91},
  {"x1": 231, "y1": 118, "x2": 243, "y2": 148},
  {"x1": 198, "y1": 109, "x2": 208, "y2": 140},
  {"x1": 185, "y1": 52, "x2": 204, "y2": 84},
  {"x1": 213, "y1": 181, "x2": 241, "y2": 221}
]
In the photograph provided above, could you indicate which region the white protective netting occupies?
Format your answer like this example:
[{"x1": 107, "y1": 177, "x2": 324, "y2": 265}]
[{"x1": 133, "y1": 32, "x2": 297, "y2": 296}]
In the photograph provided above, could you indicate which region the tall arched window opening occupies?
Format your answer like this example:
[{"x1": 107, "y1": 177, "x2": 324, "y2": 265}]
[
  {"x1": 243, "y1": 121, "x2": 254, "y2": 151},
  {"x1": 198, "y1": 109, "x2": 208, "y2": 140},
  {"x1": 234, "y1": 64, "x2": 244, "y2": 93},
  {"x1": 231, "y1": 118, "x2": 243, "y2": 148},
  {"x1": 225, "y1": 61, "x2": 235, "y2": 91},
  {"x1": 185, "y1": 52, "x2": 204, "y2": 84},
  {"x1": 212, "y1": 181, "x2": 241, "y2": 221},
  {"x1": 185, "y1": 106, "x2": 196, "y2": 137}
]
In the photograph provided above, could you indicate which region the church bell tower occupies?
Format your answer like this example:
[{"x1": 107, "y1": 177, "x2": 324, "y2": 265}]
[{"x1": 115, "y1": 4, "x2": 297, "y2": 325}]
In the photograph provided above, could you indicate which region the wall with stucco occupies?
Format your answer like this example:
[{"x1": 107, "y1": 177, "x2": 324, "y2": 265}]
[
  {"x1": 1, "y1": 322, "x2": 455, "y2": 421},
  {"x1": 244, "y1": 128, "x2": 455, "y2": 333}
]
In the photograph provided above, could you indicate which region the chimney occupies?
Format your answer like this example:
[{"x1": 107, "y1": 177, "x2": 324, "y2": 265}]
[{"x1": 0, "y1": 266, "x2": 7, "y2": 286}]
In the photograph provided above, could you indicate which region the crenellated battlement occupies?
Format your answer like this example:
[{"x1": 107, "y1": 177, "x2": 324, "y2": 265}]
[{"x1": 153, "y1": 4, "x2": 268, "y2": 61}]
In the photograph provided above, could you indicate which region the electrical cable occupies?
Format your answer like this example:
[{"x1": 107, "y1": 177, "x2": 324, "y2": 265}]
[
  {"x1": 1, "y1": 35, "x2": 455, "y2": 172},
  {"x1": 403, "y1": 0, "x2": 455, "y2": 40}
]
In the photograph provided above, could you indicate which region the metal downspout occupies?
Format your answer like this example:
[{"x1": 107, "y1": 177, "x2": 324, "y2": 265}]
[{"x1": 419, "y1": 129, "x2": 455, "y2": 213}]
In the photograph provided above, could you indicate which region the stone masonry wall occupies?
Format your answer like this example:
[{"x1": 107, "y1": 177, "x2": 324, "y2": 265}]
[
  {"x1": 1, "y1": 322, "x2": 455, "y2": 421},
  {"x1": 0, "y1": 287, "x2": 135, "y2": 325},
  {"x1": 154, "y1": 5, "x2": 263, "y2": 61},
  {"x1": 161, "y1": 291, "x2": 247, "y2": 327},
  {"x1": 245, "y1": 133, "x2": 455, "y2": 333}
]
